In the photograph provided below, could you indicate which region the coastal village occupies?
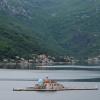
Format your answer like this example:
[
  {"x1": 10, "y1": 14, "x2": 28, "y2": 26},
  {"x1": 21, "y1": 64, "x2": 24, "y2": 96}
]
[
  {"x1": 0, "y1": 54, "x2": 78, "y2": 69},
  {"x1": 0, "y1": 54, "x2": 100, "y2": 69},
  {"x1": 87, "y1": 55, "x2": 100, "y2": 65}
]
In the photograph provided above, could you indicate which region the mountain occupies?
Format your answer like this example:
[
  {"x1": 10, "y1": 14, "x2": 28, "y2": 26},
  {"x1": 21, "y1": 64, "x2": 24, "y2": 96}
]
[
  {"x1": 0, "y1": 0, "x2": 100, "y2": 59},
  {"x1": 0, "y1": 0, "x2": 65, "y2": 59}
]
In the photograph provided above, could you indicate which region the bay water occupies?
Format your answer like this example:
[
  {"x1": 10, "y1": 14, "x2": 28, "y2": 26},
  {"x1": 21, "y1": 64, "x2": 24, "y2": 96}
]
[{"x1": 0, "y1": 65, "x2": 100, "y2": 100}]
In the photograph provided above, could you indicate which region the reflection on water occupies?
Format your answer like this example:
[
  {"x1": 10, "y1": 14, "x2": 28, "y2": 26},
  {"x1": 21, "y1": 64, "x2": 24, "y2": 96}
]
[
  {"x1": 0, "y1": 61, "x2": 100, "y2": 69},
  {"x1": 0, "y1": 65, "x2": 100, "y2": 100}
]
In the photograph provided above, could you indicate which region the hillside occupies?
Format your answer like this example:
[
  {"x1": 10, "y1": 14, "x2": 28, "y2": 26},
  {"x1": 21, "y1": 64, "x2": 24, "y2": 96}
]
[
  {"x1": 0, "y1": 0, "x2": 100, "y2": 59},
  {"x1": 0, "y1": 0, "x2": 65, "y2": 59}
]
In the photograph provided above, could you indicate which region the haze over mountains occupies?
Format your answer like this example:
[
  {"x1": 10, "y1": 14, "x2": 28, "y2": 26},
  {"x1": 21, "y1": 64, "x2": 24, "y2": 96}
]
[{"x1": 0, "y1": 0, "x2": 100, "y2": 59}]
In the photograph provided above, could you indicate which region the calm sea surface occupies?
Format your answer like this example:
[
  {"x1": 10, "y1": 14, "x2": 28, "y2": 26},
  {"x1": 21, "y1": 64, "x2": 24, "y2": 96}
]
[{"x1": 0, "y1": 65, "x2": 100, "y2": 100}]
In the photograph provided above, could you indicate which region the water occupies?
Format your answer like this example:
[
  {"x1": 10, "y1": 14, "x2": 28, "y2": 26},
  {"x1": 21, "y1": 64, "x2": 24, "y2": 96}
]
[{"x1": 0, "y1": 65, "x2": 100, "y2": 100}]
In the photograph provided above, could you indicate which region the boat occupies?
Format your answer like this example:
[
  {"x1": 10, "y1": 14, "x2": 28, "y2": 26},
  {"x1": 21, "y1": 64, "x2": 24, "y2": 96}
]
[
  {"x1": 13, "y1": 87, "x2": 98, "y2": 91},
  {"x1": 13, "y1": 77, "x2": 98, "y2": 91}
]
